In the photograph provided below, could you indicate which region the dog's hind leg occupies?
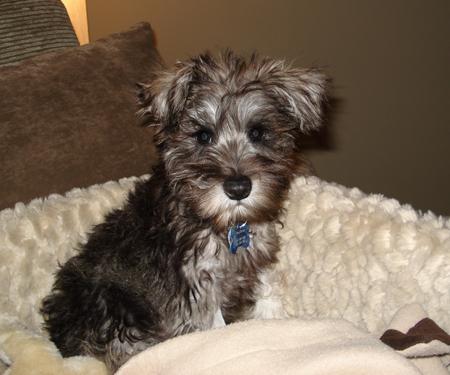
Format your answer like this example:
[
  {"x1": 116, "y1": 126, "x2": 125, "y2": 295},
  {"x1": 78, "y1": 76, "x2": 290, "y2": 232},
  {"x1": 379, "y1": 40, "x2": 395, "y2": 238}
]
[
  {"x1": 42, "y1": 262, "x2": 164, "y2": 372},
  {"x1": 83, "y1": 285, "x2": 164, "y2": 372}
]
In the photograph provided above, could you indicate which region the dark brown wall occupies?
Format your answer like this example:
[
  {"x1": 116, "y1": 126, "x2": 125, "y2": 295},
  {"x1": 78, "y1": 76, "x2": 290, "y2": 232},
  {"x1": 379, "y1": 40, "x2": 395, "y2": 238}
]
[{"x1": 87, "y1": 0, "x2": 450, "y2": 215}]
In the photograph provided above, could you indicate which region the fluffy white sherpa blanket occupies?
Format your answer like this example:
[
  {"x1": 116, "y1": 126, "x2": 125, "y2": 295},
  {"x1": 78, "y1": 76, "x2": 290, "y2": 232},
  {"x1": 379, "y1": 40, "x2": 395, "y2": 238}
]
[
  {"x1": 1, "y1": 175, "x2": 449, "y2": 374},
  {"x1": 257, "y1": 176, "x2": 450, "y2": 335}
]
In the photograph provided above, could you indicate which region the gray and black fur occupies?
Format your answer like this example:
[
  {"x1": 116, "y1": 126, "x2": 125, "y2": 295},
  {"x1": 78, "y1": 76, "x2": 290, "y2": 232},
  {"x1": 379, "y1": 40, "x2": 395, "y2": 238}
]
[{"x1": 41, "y1": 51, "x2": 328, "y2": 372}]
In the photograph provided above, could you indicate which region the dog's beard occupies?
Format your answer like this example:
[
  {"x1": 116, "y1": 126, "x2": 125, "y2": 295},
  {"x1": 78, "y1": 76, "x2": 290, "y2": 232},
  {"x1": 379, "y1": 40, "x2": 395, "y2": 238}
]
[
  {"x1": 193, "y1": 176, "x2": 286, "y2": 231},
  {"x1": 165, "y1": 154, "x2": 294, "y2": 232}
]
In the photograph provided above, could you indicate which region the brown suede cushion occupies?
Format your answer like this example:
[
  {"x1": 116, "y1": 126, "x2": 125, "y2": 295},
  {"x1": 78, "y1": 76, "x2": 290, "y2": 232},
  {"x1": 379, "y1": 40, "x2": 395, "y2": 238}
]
[{"x1": 0, "y1": 22, "x2": 164, "y2": 210}]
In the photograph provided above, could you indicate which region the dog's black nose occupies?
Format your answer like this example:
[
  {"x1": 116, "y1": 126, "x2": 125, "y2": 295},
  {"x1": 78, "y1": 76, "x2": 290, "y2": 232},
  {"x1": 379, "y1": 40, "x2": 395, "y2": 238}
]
[{"x1": 223, "y1": 175, "x2": 252, "y2": 200}]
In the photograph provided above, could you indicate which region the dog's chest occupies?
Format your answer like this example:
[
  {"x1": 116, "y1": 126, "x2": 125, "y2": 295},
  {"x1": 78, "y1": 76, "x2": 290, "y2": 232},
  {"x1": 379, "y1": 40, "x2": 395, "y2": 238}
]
[
  {"x1": 180, "y1": 231, "x2": 227, "y2": 329},
  {"x1": 180, "y1": 223, "x2": 275, "y2": 330}
]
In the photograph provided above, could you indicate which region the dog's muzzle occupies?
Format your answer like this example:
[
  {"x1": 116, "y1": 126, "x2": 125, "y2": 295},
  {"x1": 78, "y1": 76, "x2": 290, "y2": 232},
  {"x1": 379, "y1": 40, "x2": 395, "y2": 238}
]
[{"x1": 223, "y1": 175, "x2": 252, "y2": 200}]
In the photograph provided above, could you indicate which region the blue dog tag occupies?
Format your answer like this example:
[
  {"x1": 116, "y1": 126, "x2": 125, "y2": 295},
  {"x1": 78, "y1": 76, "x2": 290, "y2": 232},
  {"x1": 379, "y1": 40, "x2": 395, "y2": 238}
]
[{"x1": 227, "y1": 222, "x2": 251, "y2": 254}]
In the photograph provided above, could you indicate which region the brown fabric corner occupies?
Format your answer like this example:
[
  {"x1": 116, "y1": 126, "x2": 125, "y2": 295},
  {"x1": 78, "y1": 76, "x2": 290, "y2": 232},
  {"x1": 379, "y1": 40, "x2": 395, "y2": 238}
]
[
  {"x1": 380, "y1": 318, "x2": 450, "y2": 351},
  {"x1": 0, "y1": 22, "x2": 164, "y2": 209}
]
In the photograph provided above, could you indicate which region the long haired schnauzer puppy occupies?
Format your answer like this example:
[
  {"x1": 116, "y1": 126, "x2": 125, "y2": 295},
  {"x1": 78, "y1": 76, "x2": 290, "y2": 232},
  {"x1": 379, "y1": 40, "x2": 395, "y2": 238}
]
[{"x1": 42, "y1": 51, "x2": 328, "y2": 372}]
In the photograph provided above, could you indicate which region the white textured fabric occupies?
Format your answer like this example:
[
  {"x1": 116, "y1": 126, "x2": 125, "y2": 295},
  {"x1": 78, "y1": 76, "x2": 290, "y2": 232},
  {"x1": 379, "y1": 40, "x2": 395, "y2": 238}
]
[
  {"x1": 0, "y1": 329, "x2": 107, "y2": 375},
  {"x1": 0, "y1": 175, "x2": 449, "y2": 374},
  {"x1": 0, "y1": 176, "x2": 143, "y2": 334},
  {"x1": 1, "y1": 175, "x2": 450, "y2": 334},
  {"x1": 259, "y1": 176, "x2": 450, "y2": 335}
]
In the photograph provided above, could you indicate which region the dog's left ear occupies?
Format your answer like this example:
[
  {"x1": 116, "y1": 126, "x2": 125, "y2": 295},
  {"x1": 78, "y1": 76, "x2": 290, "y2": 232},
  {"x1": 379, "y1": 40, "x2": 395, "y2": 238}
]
[
  {"x1": 137, "y1": 61, "x2": 194, "y2": 129},
  {"x1": 265, "y1": 67, "x2": 329, "y2": 132}
]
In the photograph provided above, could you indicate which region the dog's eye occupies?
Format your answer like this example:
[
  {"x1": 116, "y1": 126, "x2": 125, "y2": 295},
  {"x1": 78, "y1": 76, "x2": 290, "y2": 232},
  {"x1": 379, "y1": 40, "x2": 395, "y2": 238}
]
[
  {"x1": 194, "y1": 129, "x2": 213, "y2": 145},
  {"x1": 248, "y1": 125, "x2": 266, "y2": 143}
]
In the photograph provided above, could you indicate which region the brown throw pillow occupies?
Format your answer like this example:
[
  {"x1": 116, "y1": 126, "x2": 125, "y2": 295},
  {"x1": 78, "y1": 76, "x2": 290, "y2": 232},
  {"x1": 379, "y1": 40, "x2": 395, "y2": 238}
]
[{"x1": 0, "y1": 22, "x2": 164, "y2": 210}]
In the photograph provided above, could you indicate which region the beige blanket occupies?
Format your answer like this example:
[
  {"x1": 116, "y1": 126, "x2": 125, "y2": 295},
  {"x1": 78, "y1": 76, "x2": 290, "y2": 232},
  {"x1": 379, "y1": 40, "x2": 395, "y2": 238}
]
[{"x1": 115, "y1": 319, "x2": 421, "y2": 375}]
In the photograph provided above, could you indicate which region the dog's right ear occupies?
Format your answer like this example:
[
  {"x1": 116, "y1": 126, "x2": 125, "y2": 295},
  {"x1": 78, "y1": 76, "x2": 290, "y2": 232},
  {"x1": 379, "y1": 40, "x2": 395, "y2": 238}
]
[{"x1": 137, "y1": 62, "x2": 194, "y2": 129}]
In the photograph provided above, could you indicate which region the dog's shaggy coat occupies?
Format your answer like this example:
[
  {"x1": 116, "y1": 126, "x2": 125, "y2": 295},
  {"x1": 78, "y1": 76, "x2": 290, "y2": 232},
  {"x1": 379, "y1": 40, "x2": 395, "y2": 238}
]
[{"x1": 41, "y1": 51, "x2": 327, "y2": 371}]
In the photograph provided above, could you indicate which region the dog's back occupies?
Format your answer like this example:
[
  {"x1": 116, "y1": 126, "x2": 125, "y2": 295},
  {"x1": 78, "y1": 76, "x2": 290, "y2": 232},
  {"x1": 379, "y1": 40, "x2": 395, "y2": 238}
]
[{"x1": 42, "y1": 173, "x2": 178, "y2": 369}]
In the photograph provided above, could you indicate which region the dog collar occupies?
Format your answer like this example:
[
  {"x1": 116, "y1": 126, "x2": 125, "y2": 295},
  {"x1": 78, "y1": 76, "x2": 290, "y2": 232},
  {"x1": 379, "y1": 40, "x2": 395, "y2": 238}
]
[{"x1": 227, "y1": 222, "x2": 251, "y2": 254}]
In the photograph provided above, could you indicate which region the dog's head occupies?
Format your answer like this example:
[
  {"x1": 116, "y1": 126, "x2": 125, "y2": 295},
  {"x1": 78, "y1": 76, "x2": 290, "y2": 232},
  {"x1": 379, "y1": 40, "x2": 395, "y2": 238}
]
[{"x1": 138, "y1": 51, "x2": 328, "y2": 230}]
